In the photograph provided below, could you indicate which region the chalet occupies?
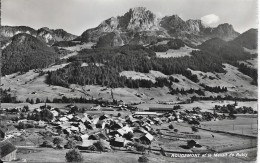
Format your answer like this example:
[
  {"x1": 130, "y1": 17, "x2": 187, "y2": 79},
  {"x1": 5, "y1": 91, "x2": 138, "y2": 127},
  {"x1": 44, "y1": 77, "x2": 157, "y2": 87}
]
[
  {"x1": 92, "y1": 118, "x2": 100, "y2": 125},
  {"x1": 116, "y1": 129, "x2": 127, "y2": 136},
  {"x1": 59, "y1": 117, "x2": 69, "y2": 122},
  {"x1": 91, "y1": 105, "x2": 101, "y2": 111},
  {"x1": 66, "y1": 114, "x2": 74, "y2": 120},
  {"x1": 96, "y1": 120, "x2": 106, "y2": 129},
  {"x1": 86, "y1": 124, "x2": 96, "y2": 130},
  {"x1": 134, "y1": 112, "x2": 158, "y2": 116},
  {"x1": 63, "y1": 128, "x2": 72, "y2": 135},
  {"x1": 38, "y1": 121, "x2": 46, "y2": 127},
  {"x1": 0, "y1": 141, "x2": 17, "y2": 162},
  {"x1": 111, "y1": 122, "x2": 123, "y2": 129},
  {"x1": 122, "y1": 126, "x2": 133, "y2": 133},
  {"x1": 88, "y1": 134, "x2": 99, "y2": 140},
  {"x1": 148, "y1": 107, "x2": 173, "y2": 113},
  {"x1": 58, "y1": 123, "x2": 70, "y2": 130},
  {"x1": 80, "y1": 134, "x2": 89, "y2": 141},
  {"x1": 88, "y1": 131, "x2": 108, "y2": 141},
  {"x1": 97, "y1": 133, "x2": 109, "y2": 140},
  {"x1": 50, "y1": 110, "x2": 59, "y2": 117},
  {"x1": 99, "y1": 114, "x2": 109, "y2": 120},
  {"x1": 140, "y1": 133, "x2": 154, "y2": 145},
  {"x1": 70, "y1": 126, "x2": 79, "y2": 132},
  {"x1": 78, "y1": 123, "x2": 86, "y2": 132},
  {"x1": 134, "y1": 127, "x2": 148, "y2": 134},
  {"x1": 110, "y1": 137, "x2": 126, "y2": 147},
  {"x1": 78, "y1": 140, "x2": 98, "y2": 150}
]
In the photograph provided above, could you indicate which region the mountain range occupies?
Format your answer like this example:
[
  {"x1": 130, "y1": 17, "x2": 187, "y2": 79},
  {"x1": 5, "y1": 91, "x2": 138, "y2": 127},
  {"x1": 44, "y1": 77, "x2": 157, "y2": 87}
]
[
  {"x1": 0, "y1": 26, "x2": 77, "y2": 46},
  {"x1": 0, "y1": 7, "x2": 258, "y2": 103},
  {"x1": 77, "y1": 7, "x2": 240, "y2": 47}
]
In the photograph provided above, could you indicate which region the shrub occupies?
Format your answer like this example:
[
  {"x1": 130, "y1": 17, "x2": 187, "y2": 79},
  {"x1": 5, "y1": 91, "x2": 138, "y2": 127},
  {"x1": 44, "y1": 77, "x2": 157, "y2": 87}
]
[
  {"x1": 65, "y1": 140, "x2": 76, "y2": 149},
  {"x1": 124, "y1": 132, "x2": 134, "y2": 140},
  {"x1": 53, "y1": 137, "x2": 63, "y2": 146},
  {"x1": 135, "y1": 143, "x2": 146, "y2": 152},
  {"x1": 174, "y1": 129, "x2": 178, "y2": 133},
  {"x1": 93, "y1": 140, "x2": 106, "y2": 152},
  {"x1": 168, "y1": 124, "x2": 174, "y2": 129},
  {"x1": 138, "y1": 155, "x2": 149, "y2": 163},
  {"x1": 65, "y1": 149, "x2": 83, "y2": 162},
  {"x1": 40, "y1": 140, "x2": 53, "y2": 148},
  {"x1": 191, "y1": 126, "x2": 198, "y2": 132},
  {"x1": 88, "y1": 145, "x2": 98, "y2": 151}
]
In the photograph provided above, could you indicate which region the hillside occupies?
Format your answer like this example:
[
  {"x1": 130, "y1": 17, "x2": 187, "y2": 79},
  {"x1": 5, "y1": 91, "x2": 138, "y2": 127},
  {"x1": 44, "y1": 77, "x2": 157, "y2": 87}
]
[
  {"x1": 232, "y1": 28, "x2": 257, "y2": 49},
  {"x1": 197, "y1": 37, "x2": 249, "y2": 61},
  {"x1": 1, "y1": 33, "x2": 58, "y2": 75}
]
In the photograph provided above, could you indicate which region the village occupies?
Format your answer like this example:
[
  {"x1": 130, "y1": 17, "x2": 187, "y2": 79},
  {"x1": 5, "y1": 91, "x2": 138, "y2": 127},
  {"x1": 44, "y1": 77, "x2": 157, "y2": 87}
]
[{"x1": 0, "y1": 100, "x2": 257, "y2": 162}]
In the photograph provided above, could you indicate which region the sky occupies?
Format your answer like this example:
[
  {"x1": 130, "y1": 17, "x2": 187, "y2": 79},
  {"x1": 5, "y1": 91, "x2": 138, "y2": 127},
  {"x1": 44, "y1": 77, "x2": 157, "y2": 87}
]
[{"x1": 2, "y1": 0, "x2": 258, "y2": 36}]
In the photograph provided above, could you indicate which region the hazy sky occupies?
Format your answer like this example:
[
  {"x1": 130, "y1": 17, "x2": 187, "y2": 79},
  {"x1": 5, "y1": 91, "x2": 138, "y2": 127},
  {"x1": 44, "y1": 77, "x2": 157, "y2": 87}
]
[{"x1": 2, "y1": 0, "x2": 258, "y2": 35}]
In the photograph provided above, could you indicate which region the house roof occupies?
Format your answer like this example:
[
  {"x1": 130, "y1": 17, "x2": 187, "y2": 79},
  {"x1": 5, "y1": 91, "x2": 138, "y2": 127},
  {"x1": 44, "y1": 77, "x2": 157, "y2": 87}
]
[
  {"x1": 122, "y1": 126, "x2": 133, "y2": 133},
  {"x1": 117, "y1": 129, "x2": 127, "y2": 136},
  {"x1": 59, "y1": 123, "x2": 70, "y2": 129},
  {"x1": 149, "y1": 107, "x2": 173, "y2": 111},
  {"x1": 114, "y1": 137, "x2": 125, "y2": 143},
  {"x1": 0, "y1": 127, "x2": 7, "y2": 133},
  {"x1": 81, "y1": 134, "x2": 89, "y2": 140},
  {"x1": 92, "y1": 118, "x2": 99, "y2": 125},
  {"x1": 50, "y1": 110, "x2": 59, "y2": 117},
  {"x1": 59, "y1": 117, "x2": 69, "y2": 122},
  {"x1": 0, "y1": 140, "x2": 16, "y2": 158},
  {"x1": 80, "y1": 140, "x2": 98, "y2": 147},
  {"x1": 97, "y1": 133, "x2": 108, "y2": 140},
  {"x1": 134, "y1": 112, "x2": 158, "y2": 115},
  {"x1": 144, "y1": 133, "x2": 154, "y2": 141},
  {"x1": 66, "y1": 114, "x2": 73, "y2": 119}
]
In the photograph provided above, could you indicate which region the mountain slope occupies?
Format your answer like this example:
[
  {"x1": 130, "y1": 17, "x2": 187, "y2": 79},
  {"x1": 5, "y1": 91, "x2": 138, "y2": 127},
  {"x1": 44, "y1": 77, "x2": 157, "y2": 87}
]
[
  {"x1": 2, "y1": 33, "x2": 58, "y2": 75},
  {"x1": 232, "y1": 28, "x2": 257, "y2": 49},
  {"x1": 197, "y1": 37, "x2": 248, "y2": 60}
]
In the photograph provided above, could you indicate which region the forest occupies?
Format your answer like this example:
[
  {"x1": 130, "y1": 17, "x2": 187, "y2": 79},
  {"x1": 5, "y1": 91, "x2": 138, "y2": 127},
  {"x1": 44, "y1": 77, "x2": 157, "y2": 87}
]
[
  {"x1": 47, "y1": 41, "x2": 256, "y2": 91},
  {"x1": 1, "y1": 33, "x2": 58, "y2": 76},
  {"x1": 46, "y1": 45, "x2": 226, "y2": 88}
]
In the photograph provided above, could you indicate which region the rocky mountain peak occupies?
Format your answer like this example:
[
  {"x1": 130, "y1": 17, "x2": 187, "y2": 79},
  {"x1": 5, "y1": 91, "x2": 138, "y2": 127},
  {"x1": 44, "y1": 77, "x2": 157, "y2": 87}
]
[
  {"x1": 98, "y1": 17, "x2": 119, "y2": 32},
  {"x1": 126, "y1": 7, "x2": 159, "y2": 31},
  {"x1": 203, "y1": 23, "x2": 239, "y2": 41},
  {"x1": 186, "y1": 19, "x2": 204, "y2": 32},
  {"x1": 79, "y1": 7, "x2": 241, "y2": 45}
]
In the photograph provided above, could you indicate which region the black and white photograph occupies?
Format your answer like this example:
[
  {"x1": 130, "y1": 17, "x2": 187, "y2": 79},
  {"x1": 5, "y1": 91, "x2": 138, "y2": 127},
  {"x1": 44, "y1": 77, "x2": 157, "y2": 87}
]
[{"x1": 0, "y1": 0, "x2": 258, "y2": 162}]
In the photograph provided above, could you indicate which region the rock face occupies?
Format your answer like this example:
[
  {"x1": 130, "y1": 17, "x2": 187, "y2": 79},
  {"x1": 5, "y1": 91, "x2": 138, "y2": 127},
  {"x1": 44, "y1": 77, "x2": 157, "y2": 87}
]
[
  {"x1": 0, "y1": 26, "x2": 77, "y2": 45},
  {"x1": 0, "y1": 26, "x2": 37, "y2": 38},
  {"x1": 125, "y1": 7, "x2": 159, "y2": 31},
  {"x1": 37, "y1": 27, "x2": 77, "y2": 45},
  {"x1": 203, "y1": 23, "x2": 240, "y2": 41},
  {"x1": 78, "y1": 7, "x2": 239, "y2": 47}
]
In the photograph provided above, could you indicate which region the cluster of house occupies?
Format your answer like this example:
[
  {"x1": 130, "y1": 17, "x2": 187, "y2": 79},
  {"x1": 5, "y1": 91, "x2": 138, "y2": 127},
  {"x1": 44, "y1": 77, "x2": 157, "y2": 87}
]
[
  {"x1": 48, "y1": 110, "x2": 156, "y2": 150},
  {"x1": 0, "y1": 123, "x2": 18, "y2": 162},
  {"x1": 0, "y1": 103, "x2": 231, "y2": 161}
]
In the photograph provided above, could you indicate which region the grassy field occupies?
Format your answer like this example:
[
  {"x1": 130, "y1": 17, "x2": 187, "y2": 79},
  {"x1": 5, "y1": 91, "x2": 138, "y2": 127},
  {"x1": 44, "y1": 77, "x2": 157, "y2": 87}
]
[
  {"x1": 200, "y1": 116, "x2": 258, "y2": 136},
  {"x1": 155, "y1": 46, "x2": 195, "y2": 58},
  {"x1": 137, "y1": 100, "x2": 257, "y2": 112},
  {"x1": 16, "y1": 146, "x2": 256, "y2": 163}
]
